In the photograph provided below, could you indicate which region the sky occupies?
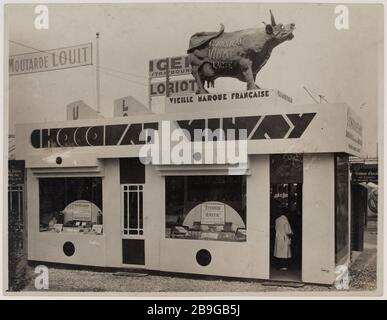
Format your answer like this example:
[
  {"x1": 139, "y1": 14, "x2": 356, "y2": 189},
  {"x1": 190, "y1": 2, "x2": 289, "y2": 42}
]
[{"x1": 5, "y1": 2, "x2": 383, "y2": 157}]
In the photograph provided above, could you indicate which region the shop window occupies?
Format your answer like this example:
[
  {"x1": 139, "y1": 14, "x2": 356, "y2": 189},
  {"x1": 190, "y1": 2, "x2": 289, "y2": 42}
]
[
  {"x1": 39, "y1": 177, "x2": 103, "y2": 235},
  {"x1": 165, "y1": 176, "x2": 246, "y2": 242},
  {"x1": 335, "y1": 154, "x2": 349, "y2": 263},
  {"x1": 122, "y1": 184, "x2": 143, "y2": 236}
]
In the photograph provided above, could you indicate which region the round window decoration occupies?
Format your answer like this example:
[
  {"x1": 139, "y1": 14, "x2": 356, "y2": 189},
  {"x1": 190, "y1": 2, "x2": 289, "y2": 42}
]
[
  {"x1": 56, "y1": 156, "x2": 62, "y2": 165},
  {"x1": 196, "y1": 249, "x2": 211, "y2": 266},
  {"x1": 63, "y1": 241, "x2": 75, "y2": 257},
  {"x1": 193, "y1": 152, "x2": 202, "y2": 161}
]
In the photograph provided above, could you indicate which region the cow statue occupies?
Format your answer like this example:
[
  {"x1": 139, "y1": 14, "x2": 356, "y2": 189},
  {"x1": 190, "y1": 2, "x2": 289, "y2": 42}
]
[{"x1": 187, "y1": 10, "x2": 295, "y2": 94}]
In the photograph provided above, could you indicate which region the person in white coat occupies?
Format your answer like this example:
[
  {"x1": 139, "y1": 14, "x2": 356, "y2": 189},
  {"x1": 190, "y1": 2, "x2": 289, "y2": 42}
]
[{"x1": 274, "y1": 212, "x2": 293, "y2": 270}]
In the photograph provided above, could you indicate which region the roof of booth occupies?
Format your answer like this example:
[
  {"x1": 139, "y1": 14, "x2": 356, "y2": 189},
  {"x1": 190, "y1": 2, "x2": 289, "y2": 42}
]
[{"x1": 15, "y1": 89, "x2": 363, "y2": 168}]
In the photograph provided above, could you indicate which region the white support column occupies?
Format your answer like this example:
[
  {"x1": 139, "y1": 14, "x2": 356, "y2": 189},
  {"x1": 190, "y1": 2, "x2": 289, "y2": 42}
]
[
  {"x1": 302, "y1": 153, "x2": 336, "y2": 284},
  {"x1": 103, "y1": 159, "x2": 122, "y2": 267}
]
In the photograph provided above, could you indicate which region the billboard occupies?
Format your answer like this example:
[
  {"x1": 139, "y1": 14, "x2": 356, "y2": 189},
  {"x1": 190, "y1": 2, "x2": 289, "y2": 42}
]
[
  {"x1": 9, "y1": 43, "x2": 92, "y2": 75},
  {"x1": 351, "y1": 163, "x2": 378, "y2": 183},
  {"x1": 149, "y1": 55, "x2": 191, "y2": 78},
  {"x1": 8, "y1": 160, "x2": 25, "y2": 185},
  {"x1": 150, "y1": 79, "x2": 197, "y2": 97}
]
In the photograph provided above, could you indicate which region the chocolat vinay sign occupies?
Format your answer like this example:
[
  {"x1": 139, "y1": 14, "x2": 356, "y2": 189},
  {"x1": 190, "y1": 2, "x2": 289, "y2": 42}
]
[
  {"x1": 29, "y1": 113, "x2": 316, "y2": 148},
  {"x1": 149, "y1": 55, "x2": 198, "y2": 96},
  {"x1": 9, "y1": 43, "x2": 92, "y2": 75},
  {"x1": 16, "y1": 100, "x2": 362, "y2": 159}
]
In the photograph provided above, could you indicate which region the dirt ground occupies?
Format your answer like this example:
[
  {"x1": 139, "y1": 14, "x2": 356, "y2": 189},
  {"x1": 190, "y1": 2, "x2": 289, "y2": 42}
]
[
  {"x1": 14, "y1": 219, "x2": 378, "y2": 295},
  {"x1": 20, "y1": 267, "x2": 331, "y2": 293}
]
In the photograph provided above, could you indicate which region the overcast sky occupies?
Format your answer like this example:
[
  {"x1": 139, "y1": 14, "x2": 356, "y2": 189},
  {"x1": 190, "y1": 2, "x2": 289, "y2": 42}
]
[{"x1": 5, "y1": 2, "x2": 383, "y2": 157}]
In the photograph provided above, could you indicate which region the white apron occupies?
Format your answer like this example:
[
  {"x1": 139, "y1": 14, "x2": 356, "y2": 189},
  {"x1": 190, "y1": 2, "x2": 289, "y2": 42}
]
[{"x1": 274, "y1": 215, "x2": 293, "y2": 259}]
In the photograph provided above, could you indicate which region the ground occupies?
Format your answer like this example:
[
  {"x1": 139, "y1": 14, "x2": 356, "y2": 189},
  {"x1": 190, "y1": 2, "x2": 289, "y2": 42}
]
[
  {"x1": 14, "y1": 218, "x2": 378, "y2": 294},
  {"x1": 347, "y1": 217, "x2": 378, "y2": 291}
]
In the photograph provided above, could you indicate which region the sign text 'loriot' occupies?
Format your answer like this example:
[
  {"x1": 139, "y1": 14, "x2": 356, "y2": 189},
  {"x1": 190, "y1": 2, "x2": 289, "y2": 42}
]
[
  {"x1": 9, "y1": 43, "x2": 92, "y2": 75},
  {"x1": 150, "y1": 79, "x2": 197, "y2": 97},
  {"x1": 30, "y1": 113, "x2": 316, "y2": 148}
]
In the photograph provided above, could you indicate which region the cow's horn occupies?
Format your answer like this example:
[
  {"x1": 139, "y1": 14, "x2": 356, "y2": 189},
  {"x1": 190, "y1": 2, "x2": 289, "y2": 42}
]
[{"x1": 270, "y1": 10, "x2": 276, "y2": 26}]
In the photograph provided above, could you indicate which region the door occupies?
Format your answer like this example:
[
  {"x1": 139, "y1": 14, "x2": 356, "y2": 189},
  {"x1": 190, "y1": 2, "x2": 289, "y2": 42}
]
[
  {"x1": 269, "y1": 154, "x2": 303, "y2": 282},
  {"x1": 121, "y1": 184, "x2": 145, "y2": 266}
]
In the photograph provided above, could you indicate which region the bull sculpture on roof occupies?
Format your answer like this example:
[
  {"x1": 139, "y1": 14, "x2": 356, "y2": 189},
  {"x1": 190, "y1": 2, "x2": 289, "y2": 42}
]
[{"x1": 187, "y1": 10, "x2": 295, "y2": 94}]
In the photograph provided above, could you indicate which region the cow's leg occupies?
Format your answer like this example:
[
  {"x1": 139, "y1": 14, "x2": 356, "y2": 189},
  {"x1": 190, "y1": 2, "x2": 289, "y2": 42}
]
[
  {"x1": 192, "y1": 65, "x2": 208, "y2": 94},
  {"x1": 253, "y1": 73, "x2": 261, "y2": 89},
  {"x1": 189, "y1": 53, "x2": 208, "y2": 94},
  {"x1": 240, "y1": 59, "x2": 260, "y2": 90}
]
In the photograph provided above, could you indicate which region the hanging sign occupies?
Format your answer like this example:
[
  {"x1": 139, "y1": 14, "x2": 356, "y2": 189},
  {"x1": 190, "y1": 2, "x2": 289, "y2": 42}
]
[
  {"x1": 351, "y1": 163, "x2": 378, "y2": 183},
  {"x1": 8, "y1": 160, "x2": 25, "y2": 185}
]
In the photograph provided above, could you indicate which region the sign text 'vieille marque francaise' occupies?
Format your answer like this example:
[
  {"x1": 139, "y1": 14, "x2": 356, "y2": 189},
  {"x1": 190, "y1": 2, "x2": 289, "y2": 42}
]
[{"x1": 30, "y1": 113, "x2": 316, "y2": 148}]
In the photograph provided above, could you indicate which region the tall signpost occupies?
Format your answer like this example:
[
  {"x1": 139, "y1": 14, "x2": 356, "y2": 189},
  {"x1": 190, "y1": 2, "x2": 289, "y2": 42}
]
[
  {"x1": 165, "y1": 58, "x2": 170, "y2": 98},
  {"x1": 96, "y1": 32, "x2": 101, "y2": 114}
]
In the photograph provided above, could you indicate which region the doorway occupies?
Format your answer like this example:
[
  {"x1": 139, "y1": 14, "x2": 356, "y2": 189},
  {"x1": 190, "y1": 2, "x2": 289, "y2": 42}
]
[
  {"x1": 269, "y1": 154, "x2": 303, "y2": 282},
  {"x1": 121, "y1": 184, "x2": 145, "y2": 266},
  {"x1": 119, "y1": 158, "x2": 146, "y2": 267}
]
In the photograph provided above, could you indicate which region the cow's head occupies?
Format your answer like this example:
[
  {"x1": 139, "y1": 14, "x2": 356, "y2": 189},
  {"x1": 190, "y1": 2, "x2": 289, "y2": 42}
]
[{"x1": 264, "y1": 10, "x2": 295, "y2": 45}]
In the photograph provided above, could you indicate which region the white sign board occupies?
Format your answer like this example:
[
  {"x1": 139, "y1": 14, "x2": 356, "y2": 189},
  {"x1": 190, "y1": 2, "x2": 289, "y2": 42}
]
[
  {"x1": 346, "y1": 108, "x2": 363, "y2": 155},
  {"x1": 66, "y1": 100, "x2": 99, "y2": 120},
  {"x1": 149, "y1": 55, "x2": 191, "y2": 78},
  {"x1": 201, "y1": 202, "x2": 225, "y2": 225},
  {"x1": 114, "y1": 96, "x2": 152, "y2": 117},
  {"x1": 71, "y1": 202, "x2": 92, "y2": 221},
  {"x1": 9, "y1": 43, "x2": 92, "y2": 75},
  {"x1": 150, "y1": 79, "x2": 197, "y2": 97}
]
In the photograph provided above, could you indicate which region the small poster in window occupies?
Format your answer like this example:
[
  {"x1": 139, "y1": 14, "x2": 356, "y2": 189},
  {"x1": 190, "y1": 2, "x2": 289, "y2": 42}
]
[
  {"x1": 53, "y1": 224, "x2": 63, "y2": 233},
  {"x1": 92, "y1": 224, "x2": 103, "y2": 235},
  {"x1": 201, "y1": 202, "x2": 225, "y2": 225},
  {"x1": 72, "y1": 202, "x2": 92, "y2": 221}
]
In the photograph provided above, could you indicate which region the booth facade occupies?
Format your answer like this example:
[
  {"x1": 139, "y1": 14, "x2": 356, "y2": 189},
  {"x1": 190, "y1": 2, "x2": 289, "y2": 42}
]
[{"x1": 16, "y1": 90, "x2": 363, "y2": 284}]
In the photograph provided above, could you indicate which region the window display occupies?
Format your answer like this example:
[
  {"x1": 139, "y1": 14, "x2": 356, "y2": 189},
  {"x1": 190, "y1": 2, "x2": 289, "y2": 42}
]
[
  {"x1": 165, "y1": 176, "x2": 246, "y2": 242},
  {"x1": 39, "y1": 177, "x2": 103, "y2": 235}
]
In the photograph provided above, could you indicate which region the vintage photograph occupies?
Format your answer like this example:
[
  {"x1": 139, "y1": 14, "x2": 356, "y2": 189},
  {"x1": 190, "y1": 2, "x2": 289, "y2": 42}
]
[{"x1": 4, "y1": 2, "x2": 382, "y2": 295}]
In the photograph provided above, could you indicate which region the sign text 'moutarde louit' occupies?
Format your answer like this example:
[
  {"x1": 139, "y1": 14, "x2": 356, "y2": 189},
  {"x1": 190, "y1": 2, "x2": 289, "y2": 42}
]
[
  {"x1": 30, "y1": 113, "x2": 316, "y2": 148},
  {"x1": 9, "y1": 43, "x2": 92, "y2": 75}
]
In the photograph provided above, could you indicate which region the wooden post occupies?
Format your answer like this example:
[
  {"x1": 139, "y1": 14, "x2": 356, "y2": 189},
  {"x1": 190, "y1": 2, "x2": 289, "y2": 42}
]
[{"x1": 166, "y1": 57, "x2": 170, "y2": 98}]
